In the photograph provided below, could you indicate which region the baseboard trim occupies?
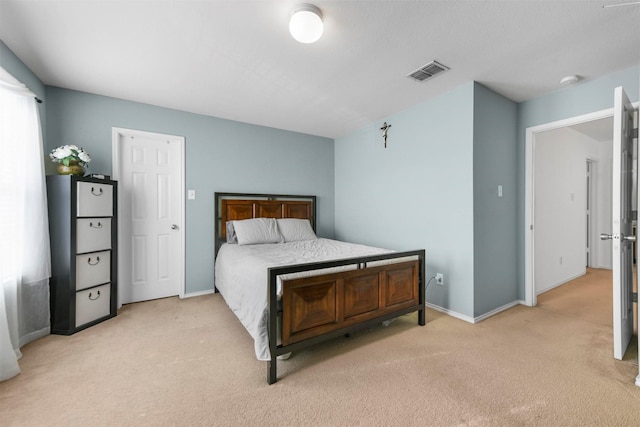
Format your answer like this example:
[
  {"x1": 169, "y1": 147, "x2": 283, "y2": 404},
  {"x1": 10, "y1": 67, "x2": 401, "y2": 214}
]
[
  {"x1": 537, "y1": 271, "x2": 586, "y2": 296},
  {"x1": 474, "y1": 300, "x2": 524, "y2": 323},
  {"x1": 426, "y1": 299, "x2": 526, "y2": 324},
  {"x1": 182, "y1": 289, "x2": 216, "y2": 299},
  {"x1": 426, "y1": 302, "x2": 475, "y2": 324}
]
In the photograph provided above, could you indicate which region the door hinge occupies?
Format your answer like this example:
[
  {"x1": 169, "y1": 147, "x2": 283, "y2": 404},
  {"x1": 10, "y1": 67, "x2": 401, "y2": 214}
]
[
  {"x1": 632, "y1": 127, "x2": 638, "y2": 139},
  {"x1": 634, "y1": 292, "x2": 638, "y2": 303}
]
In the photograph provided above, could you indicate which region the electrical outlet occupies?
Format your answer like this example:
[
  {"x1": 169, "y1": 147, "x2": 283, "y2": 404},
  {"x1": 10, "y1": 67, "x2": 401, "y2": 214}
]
[{"x1": 435, "y1": 273, "x2": 444, "y2": 286}]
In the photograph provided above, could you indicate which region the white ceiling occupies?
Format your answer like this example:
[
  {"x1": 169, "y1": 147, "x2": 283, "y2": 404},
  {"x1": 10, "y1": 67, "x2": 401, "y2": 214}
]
[{"x1": 1, "y1": 0, "x2": 638, "y2": 139}]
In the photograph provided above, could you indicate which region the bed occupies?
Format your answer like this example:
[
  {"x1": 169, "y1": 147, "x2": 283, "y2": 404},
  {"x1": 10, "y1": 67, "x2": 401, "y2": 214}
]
[{"x1": 214, "y1": 192, "x2": 426, "y2": 384}]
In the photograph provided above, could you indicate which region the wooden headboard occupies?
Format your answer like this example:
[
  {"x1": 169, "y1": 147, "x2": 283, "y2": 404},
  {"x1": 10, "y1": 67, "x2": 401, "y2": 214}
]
[{"x1": 215, "y1": 192, "x2": 316, "y2": 251}]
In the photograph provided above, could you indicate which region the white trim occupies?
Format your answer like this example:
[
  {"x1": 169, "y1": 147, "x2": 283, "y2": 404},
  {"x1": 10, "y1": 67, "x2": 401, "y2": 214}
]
[
  {"x1": 536, "y1": 271, "x2": 586, "y2": 296},
  {"x1": 585, "y1": 158, "x2": 599, "y2": 269},
  {"x1": 111, "y1": 127, "x2": 186, "y2": 306},
  {"x1": 426, "y1": 300, "x2": 525, "y2": 324},
  {"x1": 525, "y1": 126, "x2": 535, "y2": 306},
  {"x1": 425, "y1": 302, "x2": 475, "y2": 324},
  {"x1": 473, "y1": 300, "x2": 525, "y2": 323},
  {"x1": 182, "y1": 289, "x2": 217, "y2": 299},
  {"x1": 524, "y1": 108, "x2": 614, "y2": 308},
  {"x1": 426, "y1": 300, "x2": 527, "y2": 324}
]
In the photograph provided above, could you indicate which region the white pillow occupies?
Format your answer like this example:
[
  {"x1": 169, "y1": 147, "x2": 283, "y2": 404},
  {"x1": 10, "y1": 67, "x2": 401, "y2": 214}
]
[
  {"x1": 233, "y1": 218, "x2": 282, "y2": 245},
  {"x1": 225, "y1": 221, "x2": 238, "y2": 243},
  {"x1": 277, "y1": 218, "x2": 317, "y2": 242}
]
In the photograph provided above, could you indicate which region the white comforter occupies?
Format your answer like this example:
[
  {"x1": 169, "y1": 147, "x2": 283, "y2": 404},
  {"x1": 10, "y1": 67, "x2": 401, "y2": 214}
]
[{"x1": 214, "y1": 238, "x2": 393, "y2": 360}]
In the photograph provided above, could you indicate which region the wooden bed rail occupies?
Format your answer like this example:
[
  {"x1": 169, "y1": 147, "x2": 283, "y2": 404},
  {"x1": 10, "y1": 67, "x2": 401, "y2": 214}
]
[{"x1": 267, "y1": 249, "x2": 426, "y2": 384}]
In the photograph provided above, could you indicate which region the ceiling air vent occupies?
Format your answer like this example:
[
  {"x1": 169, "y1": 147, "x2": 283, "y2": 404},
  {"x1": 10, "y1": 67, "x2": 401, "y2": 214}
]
[{"x1": 407, "y1": 60, "x2": 449, "y2": 82}]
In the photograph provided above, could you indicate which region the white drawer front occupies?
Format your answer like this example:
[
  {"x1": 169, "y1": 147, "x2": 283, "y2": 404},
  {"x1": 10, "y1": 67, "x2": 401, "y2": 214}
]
[
  {"x1": 76, "y1": 218, "x2": 111, "y2": 253},
  {"x1": 76, "y1": 251, "x2": 111, "y2": 291},
  {"x1": 77, "y1": 182, "x2": 113, "y2": 217},
  {"x1": 75, "y1": 284, "x2": 111, "y2": 327}
]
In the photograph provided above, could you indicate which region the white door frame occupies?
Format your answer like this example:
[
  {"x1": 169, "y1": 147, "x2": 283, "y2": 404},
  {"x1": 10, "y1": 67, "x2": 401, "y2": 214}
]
[
  {"x1": 586, "y1": 159, "x2": 596, "y2": 268},
  {"x1": 112, "y1": 127, "x2": 186, "y2": 305},
  {"x1": 524, "y1": 108, "x2": 613, "y2": 307}
]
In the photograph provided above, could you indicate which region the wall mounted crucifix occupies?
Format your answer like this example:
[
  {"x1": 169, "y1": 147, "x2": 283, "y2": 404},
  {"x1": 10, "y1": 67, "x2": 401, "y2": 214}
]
[{"x1": 380, "y1": 122, "x2": 391, "y2": 148}]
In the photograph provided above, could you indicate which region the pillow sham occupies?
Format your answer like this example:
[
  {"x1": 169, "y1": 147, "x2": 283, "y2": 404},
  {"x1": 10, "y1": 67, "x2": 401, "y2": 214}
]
[
  {"x1": 276, "y1": 218, "x2": 317, "y2": 242},
  {"x1": 232, "y1": 218, "x2": 283, "y2": 245}
]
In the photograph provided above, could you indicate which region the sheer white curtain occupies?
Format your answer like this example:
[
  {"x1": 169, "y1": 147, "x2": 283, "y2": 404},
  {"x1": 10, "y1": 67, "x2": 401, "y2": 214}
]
[{"x1": 0, "y1": 66, "x2": 51, "y2": 382}]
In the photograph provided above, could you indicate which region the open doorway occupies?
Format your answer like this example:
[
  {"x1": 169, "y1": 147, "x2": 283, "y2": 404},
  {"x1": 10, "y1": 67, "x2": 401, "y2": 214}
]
[
  {"x1": 525, "y1": 92, "x2": 639, "y2": 386},
  {"x1": 525, "y1": 109, "x2": 614, "y2": 307}
]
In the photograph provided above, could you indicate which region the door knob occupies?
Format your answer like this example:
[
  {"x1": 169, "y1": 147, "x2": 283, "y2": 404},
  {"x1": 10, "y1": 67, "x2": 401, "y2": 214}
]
[
  {"x1": 600, "y1": 233, "x2": 636, "y2": 242},
  {"x1": 171, "y1": 224, "x2": 178, "y2": 230}
]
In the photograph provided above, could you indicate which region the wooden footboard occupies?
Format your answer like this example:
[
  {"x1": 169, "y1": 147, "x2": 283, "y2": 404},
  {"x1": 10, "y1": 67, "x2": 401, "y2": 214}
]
[
  {"x1": 282, "y1": 260, "x2": 419, "y2": 346},
  {"x1": 268, "y1": 250, "x2": 425, "y2": 384}
]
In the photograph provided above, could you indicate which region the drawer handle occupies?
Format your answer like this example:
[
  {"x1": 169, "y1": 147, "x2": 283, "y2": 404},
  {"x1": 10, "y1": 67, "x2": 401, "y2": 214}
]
[
  {"x1": 91, "y1": 187, "x2": 104, "y2": 196},
  {"x1": 88, "y1": 290, "x2": 101, "y2": 301},
  {"x1": 87, "y1": 256, "x2": 100, "y2": 266},
  {"x1": 89, "y1": 221, "x2": 103, "y2": 229}
]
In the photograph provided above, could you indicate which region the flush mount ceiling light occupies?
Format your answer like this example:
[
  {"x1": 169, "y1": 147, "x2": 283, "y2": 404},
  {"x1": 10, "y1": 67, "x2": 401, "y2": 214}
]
[
  {"x1": 289, "y1": 4, "x2": 323, "y2": 43},
  {"x1": 560, "y1": 75, "x2": 581, "y2": 86}
]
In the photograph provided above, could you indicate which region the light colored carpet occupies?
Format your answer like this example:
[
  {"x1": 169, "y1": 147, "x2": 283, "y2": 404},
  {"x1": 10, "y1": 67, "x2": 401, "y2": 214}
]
[
  {"x1": 537, "y1": 268, "x2": 616, "y2": 328},
  {"x1": 1, "y1": 269, "x2": 640, "y2": 426}
]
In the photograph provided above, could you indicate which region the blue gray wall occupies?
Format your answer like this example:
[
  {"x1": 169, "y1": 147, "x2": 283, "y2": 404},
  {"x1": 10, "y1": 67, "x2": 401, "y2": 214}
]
[
  {"x1": 335, "y1": 82, "x2": 521, "y2": 320},
  {"x1": 44, "y1": 87, "x2": 335, "y2": 294},
  {"x1": 516, "y1": 65, "x2": 640, "y2": 300},
  {"x1": 473, "y1": 84, "x2": 518, "y2": 317},
  {"x1": 335, "y1": 83, "x2": 477, "y2": 318}
]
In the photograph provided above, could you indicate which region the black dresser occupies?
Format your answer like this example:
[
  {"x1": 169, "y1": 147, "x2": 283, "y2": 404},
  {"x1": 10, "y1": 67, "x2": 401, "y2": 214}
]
[{"x1": 46, "y1": 175, "x2": 118, "y2": 334}]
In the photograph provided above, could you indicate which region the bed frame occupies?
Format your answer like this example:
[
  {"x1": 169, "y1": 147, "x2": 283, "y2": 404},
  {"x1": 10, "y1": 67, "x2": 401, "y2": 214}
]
[{"x1": 215, "y1": 192, "x2": 426, "y2": 384}]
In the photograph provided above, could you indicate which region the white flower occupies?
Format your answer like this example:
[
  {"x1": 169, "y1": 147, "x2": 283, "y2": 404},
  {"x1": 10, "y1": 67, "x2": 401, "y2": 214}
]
[
  {"x1": 49, "y1": 145, "x2": 92, "y2": 166},
  {"x1": 51, "y1": 146, "x2": 73, "y2": 160},
  {"x1": 78, "y1": 151, "x2": 91, "y2": 163}
]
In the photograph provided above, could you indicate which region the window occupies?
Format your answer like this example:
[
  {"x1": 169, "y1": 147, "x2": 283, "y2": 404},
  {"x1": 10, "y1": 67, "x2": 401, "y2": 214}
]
[{"x1": 0, "y1": 67, "x2": 50, "y2": 382}]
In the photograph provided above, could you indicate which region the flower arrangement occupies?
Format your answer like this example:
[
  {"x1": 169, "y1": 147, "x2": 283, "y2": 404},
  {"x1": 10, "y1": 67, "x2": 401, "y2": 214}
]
[{"x1": 49, "y1": 145, "x2": 91, "y2": 167}]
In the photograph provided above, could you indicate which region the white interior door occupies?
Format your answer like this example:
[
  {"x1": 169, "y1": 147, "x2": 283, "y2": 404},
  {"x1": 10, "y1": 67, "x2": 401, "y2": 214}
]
[
  {"x1": 113, "y1": 128, "x2": 185, "y2": 304},
  {"x1": 608, "y1": 87, "x2": 636, "y2": 360}
]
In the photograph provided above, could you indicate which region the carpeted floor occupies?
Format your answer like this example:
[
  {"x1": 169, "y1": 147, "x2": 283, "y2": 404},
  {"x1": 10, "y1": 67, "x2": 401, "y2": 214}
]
[
  {"x1": 537, "y1": 267, "x2": 615, "y2": 328},
  {"x1": 1, "y1": 268, "x2": 640, "y2": 426}
]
